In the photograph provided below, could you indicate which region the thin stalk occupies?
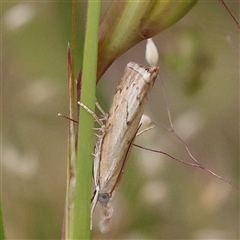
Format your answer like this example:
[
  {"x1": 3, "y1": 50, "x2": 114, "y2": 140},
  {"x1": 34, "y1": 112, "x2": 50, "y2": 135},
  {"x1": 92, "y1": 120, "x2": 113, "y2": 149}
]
[
  {"x1": 72, "y1": 1, "x2": 101, "y2": 239},
  {"x1": 62, "y1": 1, "x2": 77, "y2": 239},
  {"x1": 0, "y1": 204, "x2": 5, "y2": 240}
]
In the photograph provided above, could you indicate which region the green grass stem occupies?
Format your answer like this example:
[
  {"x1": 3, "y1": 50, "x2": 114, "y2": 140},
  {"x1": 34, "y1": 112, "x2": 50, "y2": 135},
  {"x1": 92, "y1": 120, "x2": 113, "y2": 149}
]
[
  {"x1": 71, "y1": 1, "x2": 101, "y2": 239},
  {"x1": 0, "y1": 204, "x2": 5, "y2": 240}
]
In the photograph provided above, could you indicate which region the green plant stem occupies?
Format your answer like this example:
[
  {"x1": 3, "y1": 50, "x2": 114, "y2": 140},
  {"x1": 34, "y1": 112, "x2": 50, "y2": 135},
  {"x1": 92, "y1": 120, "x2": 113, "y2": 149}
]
[
  {"x1": 0, "y1": 204, "x2": 5, "y2": 240},
  {"x1": 71, "y1": 1, "x2": 101, "y2": 239}
]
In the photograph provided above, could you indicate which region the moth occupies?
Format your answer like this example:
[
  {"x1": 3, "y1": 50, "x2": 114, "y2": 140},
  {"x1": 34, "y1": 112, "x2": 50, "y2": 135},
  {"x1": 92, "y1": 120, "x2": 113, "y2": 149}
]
[
  {"x1": 86, "y1": 62, "x2": 159, "y2": 232},
  {"x1": 77, "y1": 38, "x2": 238, "y2": 234}
]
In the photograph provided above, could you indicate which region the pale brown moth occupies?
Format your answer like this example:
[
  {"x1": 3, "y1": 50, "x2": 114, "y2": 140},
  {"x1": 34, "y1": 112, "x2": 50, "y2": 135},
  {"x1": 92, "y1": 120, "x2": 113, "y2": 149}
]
[
  {"x1": 79, "y1": 61, "x2": 159, "y2": 233},
  {"x1": 76, "y1": 34, "x2": 239, "y2": 235},
  {"x1": 77, "y1": 38, "x2": 238, "y2": 233}
]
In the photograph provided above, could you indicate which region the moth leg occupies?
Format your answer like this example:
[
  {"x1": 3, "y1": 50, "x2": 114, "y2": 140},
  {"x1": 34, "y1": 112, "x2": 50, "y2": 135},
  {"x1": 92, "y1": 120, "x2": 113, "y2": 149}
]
[
  {"x1": 95, "y1": 101, "x2": 108, "y2": 121},
  {"x1": 136, "y1": 125, "x2": 155, "y2": 137},
  {"x1": 137, "y1": 114, "x2": 155, "y2": 136},
  {"x1": 78, "y1": 101, "x2": 104, "y2": 127}
]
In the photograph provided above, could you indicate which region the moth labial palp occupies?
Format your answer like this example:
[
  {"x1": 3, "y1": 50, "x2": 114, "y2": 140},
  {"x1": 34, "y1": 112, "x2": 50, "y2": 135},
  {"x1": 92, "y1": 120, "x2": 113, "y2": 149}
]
[{"x1": 88, "y1": 61, "x2": 159, "y2": 233}]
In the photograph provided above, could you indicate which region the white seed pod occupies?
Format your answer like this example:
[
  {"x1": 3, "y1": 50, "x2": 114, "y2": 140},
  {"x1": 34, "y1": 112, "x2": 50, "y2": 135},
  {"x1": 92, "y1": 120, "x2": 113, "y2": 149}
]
[{"x1": 145, "y1": 38, "x2": 159, "y2": 67}]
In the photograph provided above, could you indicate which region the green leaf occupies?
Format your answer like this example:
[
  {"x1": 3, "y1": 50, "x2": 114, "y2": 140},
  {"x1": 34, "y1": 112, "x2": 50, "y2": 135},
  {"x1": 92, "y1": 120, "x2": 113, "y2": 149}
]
[{"x1": 97, "y1": 0, "x2": 198, "y2": 81}]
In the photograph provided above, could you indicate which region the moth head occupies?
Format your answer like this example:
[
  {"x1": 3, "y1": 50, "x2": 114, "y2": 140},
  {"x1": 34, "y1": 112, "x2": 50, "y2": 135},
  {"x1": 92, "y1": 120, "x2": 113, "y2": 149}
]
[{"x1": 98, "y1": 193, "x2": 110, "y2": 204}]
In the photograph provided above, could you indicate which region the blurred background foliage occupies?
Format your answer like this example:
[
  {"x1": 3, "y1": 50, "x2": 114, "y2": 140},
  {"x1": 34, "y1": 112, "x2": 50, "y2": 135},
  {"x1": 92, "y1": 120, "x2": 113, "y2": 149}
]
[{"x1": 2, "y1": 1, "x2": 239, "y2": 239}]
